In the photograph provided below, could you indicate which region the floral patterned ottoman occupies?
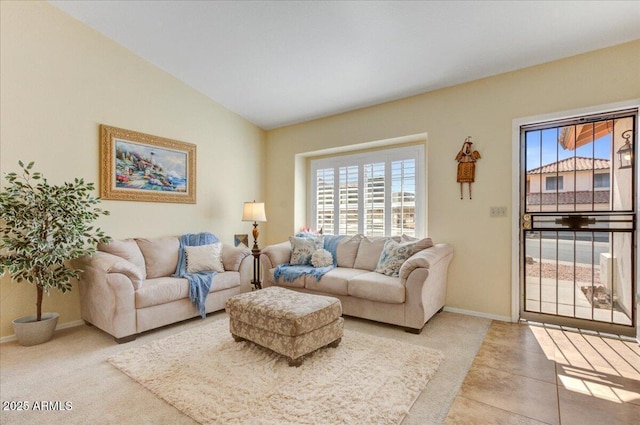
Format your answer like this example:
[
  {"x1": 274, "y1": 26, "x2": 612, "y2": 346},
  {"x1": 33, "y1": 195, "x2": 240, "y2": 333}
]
[{"x1": 225, "y1": 286, "x2": 343, "y2": 366}]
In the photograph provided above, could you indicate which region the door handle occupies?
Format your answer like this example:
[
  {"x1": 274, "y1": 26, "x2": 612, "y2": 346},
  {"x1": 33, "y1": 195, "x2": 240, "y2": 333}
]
[{"x1": 522, "y1": 214, "x2": 532, "y2": 229}]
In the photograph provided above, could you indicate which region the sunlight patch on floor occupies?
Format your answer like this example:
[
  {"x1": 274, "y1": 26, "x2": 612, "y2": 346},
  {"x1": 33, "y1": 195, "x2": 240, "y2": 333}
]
[{"x1": 526, "y1": 321, "x2": 640, "y2": 406}]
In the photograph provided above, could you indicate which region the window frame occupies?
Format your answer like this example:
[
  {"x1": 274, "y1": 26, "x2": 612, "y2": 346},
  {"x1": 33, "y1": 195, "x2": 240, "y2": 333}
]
[
  {"x1": 545, "y1": 175, "x2": 564, "y2": 191},
  {"x1": 593, "y1": 172, "x2": 610, "y2": 189},
  {"x1": 310, "y1": 144, "x2": 425, "y2": 237}
]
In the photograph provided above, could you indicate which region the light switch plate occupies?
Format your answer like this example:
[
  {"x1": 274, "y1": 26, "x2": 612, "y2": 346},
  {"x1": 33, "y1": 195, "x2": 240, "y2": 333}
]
[{"x1": 490, "y1": 206, "x2": 507, "y2": 217}]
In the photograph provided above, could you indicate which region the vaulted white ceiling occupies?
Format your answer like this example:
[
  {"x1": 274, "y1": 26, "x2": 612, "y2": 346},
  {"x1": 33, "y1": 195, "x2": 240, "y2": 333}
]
[{"x1": 49, "y1": 1, "x2": 640, "y2": 130}]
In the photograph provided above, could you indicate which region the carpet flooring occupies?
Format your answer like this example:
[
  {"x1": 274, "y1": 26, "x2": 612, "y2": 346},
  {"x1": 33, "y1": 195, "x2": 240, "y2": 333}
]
[
  {"x1": 0, "y1": 311, "x2": 490, "y2": 424},
  {"x1": 108, "y1": 319, "x2": 444, "y2": 424}
]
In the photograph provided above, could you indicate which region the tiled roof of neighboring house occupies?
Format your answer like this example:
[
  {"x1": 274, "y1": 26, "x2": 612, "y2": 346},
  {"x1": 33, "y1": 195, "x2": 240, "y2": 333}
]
[
  {"x1": 527, "y1": 190, "x2": 610, "y2": 205},
  {"x1": 528, "y1": 157, "x2": 610, "y2": 175}
]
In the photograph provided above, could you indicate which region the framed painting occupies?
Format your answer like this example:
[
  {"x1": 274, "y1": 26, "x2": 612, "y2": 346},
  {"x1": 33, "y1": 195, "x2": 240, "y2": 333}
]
[
  {"x1": 234, "y1": 234, "x2": 249, "y2": 248},
  {"x1": 100, "y1": 125, "x2": 196, "y2": 203}
]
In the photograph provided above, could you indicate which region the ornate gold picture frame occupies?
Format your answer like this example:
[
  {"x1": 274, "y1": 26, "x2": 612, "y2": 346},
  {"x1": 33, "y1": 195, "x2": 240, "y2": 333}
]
[{"x1": 100, "y1": 125, "x2": 196, "y2": 203}]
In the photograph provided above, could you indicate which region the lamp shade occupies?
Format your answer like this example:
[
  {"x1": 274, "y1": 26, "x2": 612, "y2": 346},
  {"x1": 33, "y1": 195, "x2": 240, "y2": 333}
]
[{"x1": 242, "y1": 201, "x2": 267, "y2": 222}]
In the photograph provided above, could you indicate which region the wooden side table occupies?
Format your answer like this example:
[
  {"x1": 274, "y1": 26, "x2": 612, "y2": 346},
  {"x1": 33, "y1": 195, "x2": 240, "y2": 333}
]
[{"x1": 250, "y1": 249, "x2": 262, "y2": 290}]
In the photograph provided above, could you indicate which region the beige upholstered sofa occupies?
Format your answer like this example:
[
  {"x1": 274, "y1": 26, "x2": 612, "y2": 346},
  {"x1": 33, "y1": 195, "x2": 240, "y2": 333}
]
[
  {"x1": 260, "y1": 235, "x2": 453, "y2": 333},
  {"x1": 74, "y1": 236, "x2": 252, "y2": 342}
]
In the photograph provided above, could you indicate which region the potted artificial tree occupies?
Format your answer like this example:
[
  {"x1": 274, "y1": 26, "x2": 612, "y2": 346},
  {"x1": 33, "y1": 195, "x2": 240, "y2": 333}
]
[{"x1": 0, "y1": 161, "x2": 110, "y2": 346}]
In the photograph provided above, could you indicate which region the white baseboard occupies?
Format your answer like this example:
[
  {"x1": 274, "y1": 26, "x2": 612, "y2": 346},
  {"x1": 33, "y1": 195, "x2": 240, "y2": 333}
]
[
  {"x1": 443, "y1": 306, "x2": 513, "y2": 323},
  {"x1": 0, "y1": 319, "x2": 86, "y2": 344}
]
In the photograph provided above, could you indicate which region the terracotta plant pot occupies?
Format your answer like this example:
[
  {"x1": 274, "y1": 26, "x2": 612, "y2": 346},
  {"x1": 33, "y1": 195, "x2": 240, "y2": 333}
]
[{"x1": 12, "y1": 312, "x2": 59, "y2": 346}]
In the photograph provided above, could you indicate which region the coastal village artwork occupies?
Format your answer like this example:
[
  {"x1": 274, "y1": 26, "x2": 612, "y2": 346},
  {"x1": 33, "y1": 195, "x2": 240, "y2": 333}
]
[
  {"x1": 114, "y1": 139, "x2": 188, "y2": 193},
  {"x1": 99, "y1": 124, "x2": 196, "y2": 203}
]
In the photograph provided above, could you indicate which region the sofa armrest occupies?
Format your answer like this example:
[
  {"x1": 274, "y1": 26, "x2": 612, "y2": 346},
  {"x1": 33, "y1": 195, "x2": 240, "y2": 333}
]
[
  {"x1": 73, "y1": 252, "x2": 138, "y2": 340},
  {"x1": 222, "y1": 244, "x2": 251, "y2": 272},
  {"x1": 238, "y1": 253, "x2": 253, "y2": 292},
  {"x1": 259, "y1": 241, "x2": 292, "y2": 270},
  {"x1": 399, "y1": 243, "x2": 454, "y2": 283},
  {"x1": 402, "y1": 243, "x2": 454, "y2": 329},
  {"x1": 75, "y1": 251, "x2": 144, "y2": 290}
]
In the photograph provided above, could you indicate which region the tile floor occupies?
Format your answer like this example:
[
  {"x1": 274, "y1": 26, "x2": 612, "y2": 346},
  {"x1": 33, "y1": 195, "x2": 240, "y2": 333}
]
[{"x1": 444, "y1": 321, "x2": 640, "y2": 424}]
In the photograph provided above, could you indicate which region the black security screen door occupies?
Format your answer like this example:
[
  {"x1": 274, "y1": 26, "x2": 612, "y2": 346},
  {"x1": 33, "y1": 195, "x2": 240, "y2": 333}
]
[{"x1": 519, "y1": 109, "x2": 637, "y2": 336}]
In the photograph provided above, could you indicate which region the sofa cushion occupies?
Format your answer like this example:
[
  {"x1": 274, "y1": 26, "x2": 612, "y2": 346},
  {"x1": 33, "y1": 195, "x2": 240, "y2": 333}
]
[
  {"x1": 347, "y1": 272, "x2": 405, "y2": 304},
  {"x1": 210, "y1": 271, "x2": 241, "y2": 292},
  {"x1": 353, "y1": 237, "x2": 387, "y2": 271},
  {"x1": 304, "y1": 267, "x2": 369, "y2": 296},
  {"x1": 135, "y1": 277, "x2": 189, "y2": 308},
  {"x1": 336, "y1": 234, "x2": 363, "y2": 268},
  {"x1": 136, "y1": 237, "x2": 180, "y2": 279},
  {"x1": 98, "y1": 238, "x2": 147, "y2": 280},
  {"x1": 185, "y1": 243, "x2": 225, "y2": 273},
  {"x1": 289, "y1": 235, "x2": 323, "y2": 265},
  {"x1": 135, "y1": 272, "x2": 241, "y2": 308}
]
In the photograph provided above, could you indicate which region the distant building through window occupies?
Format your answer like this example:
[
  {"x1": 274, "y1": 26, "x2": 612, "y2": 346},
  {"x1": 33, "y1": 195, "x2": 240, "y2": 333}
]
[{"x1": 526, "y1": 156, "x2": 612, "y2": 211}]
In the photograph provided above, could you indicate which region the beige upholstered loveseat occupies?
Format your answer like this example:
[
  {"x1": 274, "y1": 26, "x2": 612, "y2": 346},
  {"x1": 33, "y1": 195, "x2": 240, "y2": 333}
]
[
  {"x1": 260, "y1": 234, "x2": 453, "y2": 333},
  {"x1": 74, "y1": 236, "x2": 252, "y2": 342}
]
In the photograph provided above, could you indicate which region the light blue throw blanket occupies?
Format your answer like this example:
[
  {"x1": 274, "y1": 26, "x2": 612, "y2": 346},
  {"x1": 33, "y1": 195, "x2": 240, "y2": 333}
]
[
  {"x1": 323, "y1": 234, "x2": 344, "y2": 266},
  {"x1": 173, "y1": 232, "x2": 219, "y2": 318},
  {"x1": 274, "y1": 235, "x2": 345, "y2": 283}
]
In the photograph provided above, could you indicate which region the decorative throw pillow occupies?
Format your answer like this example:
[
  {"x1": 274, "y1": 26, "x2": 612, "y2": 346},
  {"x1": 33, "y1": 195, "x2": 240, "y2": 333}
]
[
  {"x1": 184, "y1": 243, "x2": 225, "y2": 273},
  {"x1": 311, "y1": 249, "x2": 333, "y2": 268},
  {"x1": 375, "y1": 239, "x2": 421, "y2": 277},
  {"x1": 289, "y1": 235, "x2": 323, "y2": 265}
]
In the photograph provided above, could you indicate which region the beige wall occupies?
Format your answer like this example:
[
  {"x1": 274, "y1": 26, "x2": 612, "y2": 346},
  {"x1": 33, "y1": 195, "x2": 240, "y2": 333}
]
[
  {"x1": 0, "y1": 2, "x2": 266, "y2": 338},
  {"x1": 1, "y1": 2, "x2": 638, "y2": 338},
  {"x1": 265, "y1": 40, "x2": 640, "y2": 320}
]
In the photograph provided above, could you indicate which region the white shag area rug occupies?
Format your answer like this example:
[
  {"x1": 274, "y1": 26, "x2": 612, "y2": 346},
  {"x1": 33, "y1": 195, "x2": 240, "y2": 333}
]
[{"x1": 108, "y1": 319, "x2": 444, "y2": 425}]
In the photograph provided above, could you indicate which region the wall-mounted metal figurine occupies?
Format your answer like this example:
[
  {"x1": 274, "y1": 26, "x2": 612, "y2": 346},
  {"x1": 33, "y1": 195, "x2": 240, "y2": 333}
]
[{"x1": 455, "y1": 137, "x2": 481, "y2": 199}]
